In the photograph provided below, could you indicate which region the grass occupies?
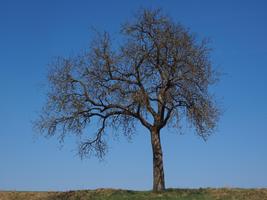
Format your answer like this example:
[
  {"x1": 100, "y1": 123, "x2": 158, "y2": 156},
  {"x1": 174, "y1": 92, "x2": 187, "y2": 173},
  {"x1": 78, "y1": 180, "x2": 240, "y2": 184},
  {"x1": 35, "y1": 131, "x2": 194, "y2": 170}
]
[{"x1": 1, "y1": 188, "x2": 267, "y2": 200}]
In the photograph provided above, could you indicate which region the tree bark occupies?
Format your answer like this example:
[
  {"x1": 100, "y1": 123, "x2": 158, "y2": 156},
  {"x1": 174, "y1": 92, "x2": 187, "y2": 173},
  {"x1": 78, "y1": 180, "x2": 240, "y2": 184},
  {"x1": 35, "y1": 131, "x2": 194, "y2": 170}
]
[{"x1": 151, "y1": 127, "x2": 165, "y2": 191}]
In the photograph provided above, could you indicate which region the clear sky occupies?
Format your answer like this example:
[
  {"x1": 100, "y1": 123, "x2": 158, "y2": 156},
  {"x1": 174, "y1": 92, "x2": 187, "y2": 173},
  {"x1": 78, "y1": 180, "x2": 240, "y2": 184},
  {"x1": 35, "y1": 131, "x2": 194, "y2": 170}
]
[{"x1": 0, "y1": 0, "x2": 266, "y2": 191}]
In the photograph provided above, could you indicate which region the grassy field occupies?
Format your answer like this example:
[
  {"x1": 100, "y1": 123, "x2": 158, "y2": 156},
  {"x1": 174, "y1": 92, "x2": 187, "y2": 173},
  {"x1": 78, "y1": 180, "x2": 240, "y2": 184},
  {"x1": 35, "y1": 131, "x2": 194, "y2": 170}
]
[{"x1": 1, "y1": 188, "x2": 267, "y2": 200}]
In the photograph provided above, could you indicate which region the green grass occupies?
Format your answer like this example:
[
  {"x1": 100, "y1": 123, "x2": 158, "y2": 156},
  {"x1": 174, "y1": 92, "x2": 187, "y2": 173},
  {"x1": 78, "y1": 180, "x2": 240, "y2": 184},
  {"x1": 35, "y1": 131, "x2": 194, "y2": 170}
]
[{"x1": 1, "y1": 188, "x2": 267, "y2": 200}]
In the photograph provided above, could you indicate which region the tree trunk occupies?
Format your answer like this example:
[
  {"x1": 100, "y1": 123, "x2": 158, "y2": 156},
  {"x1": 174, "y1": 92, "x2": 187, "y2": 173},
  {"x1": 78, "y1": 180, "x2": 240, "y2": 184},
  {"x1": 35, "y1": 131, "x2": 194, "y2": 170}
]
[{"x1": 150, "y1": 127, "x2": 165, "y2": 191}]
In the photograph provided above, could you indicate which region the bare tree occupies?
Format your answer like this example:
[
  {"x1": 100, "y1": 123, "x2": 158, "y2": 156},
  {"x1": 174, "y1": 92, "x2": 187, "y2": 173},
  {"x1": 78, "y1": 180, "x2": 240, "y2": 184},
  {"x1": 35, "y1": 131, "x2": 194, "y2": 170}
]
[{"x1": 35, "y1": 9, "x2": 220, "y2": 191}]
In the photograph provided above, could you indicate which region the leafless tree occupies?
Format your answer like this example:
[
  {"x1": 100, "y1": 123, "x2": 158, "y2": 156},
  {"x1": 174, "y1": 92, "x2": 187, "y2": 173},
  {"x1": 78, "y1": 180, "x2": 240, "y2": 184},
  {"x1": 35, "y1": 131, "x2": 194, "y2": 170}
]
[{"x1": 35, "y1": 8, "x2": 220, "y2": 191}]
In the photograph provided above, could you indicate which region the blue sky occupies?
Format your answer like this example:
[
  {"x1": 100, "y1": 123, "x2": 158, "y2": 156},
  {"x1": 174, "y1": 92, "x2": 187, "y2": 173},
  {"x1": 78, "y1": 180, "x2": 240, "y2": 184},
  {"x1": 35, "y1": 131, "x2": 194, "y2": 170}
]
[{"x1": 0, "y1": 0, "x2": 266, "y2": 191}]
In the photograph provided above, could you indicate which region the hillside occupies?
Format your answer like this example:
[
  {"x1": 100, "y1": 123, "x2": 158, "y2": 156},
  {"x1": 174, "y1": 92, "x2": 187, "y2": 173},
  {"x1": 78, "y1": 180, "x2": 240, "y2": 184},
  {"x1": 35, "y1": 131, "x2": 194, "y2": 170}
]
[{"x1": 1, "y1": 188, "x2": 267, "y2": 200}]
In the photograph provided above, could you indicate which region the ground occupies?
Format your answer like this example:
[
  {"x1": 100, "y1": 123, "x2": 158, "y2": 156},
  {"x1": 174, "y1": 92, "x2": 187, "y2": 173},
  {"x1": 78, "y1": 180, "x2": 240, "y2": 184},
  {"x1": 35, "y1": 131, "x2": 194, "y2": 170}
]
[{"x1": 1, "y1": 188, "x2": 267, "y2": 200}]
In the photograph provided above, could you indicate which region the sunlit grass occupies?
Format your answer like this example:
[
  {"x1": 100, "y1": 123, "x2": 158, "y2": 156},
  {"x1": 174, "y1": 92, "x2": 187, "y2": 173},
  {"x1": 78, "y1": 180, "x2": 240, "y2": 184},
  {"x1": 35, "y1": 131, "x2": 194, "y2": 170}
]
[{"x1": 1, "y1": 188, "x2": 267, "y2": 200}]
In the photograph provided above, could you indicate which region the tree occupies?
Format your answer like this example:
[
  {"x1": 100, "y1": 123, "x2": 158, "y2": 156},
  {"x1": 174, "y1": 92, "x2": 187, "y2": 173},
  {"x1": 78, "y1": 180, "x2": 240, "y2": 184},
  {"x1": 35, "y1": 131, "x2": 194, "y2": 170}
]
[{"x1": 35, "y1": 8, "x2": 219, "y2": 191}]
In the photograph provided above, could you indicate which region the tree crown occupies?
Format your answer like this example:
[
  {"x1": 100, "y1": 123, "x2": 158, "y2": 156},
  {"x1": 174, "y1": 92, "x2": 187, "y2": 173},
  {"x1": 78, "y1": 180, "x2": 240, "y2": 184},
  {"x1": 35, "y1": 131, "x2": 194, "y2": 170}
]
[{"x1": 35, "y1": 8, "x2": 219, "y2": 158}]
